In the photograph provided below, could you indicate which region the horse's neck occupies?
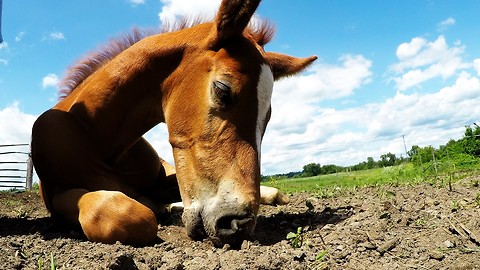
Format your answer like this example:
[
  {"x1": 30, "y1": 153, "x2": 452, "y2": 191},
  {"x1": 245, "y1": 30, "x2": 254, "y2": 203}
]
[{"x1": 56, "y1": 43, "x2": 168, "y2": 160}]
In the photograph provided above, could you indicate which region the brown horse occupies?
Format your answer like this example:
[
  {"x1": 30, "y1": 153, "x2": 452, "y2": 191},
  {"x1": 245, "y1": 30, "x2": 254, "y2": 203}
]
[{"x1": 31, "y1": 0, "x2": 316, "y2": 246}]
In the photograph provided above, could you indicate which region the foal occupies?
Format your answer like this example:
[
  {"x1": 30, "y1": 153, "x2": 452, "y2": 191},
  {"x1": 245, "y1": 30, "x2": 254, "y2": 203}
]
[{"x1": 31, "y1": 0, "x2": 316, "y2": 246}]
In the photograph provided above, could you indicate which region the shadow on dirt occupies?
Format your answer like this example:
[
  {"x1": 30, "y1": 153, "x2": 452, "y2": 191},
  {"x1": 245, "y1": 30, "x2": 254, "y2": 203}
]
[
  {"x1": 253, "y1": 205, "x2": 354, "y2": 246},
  {"x1": 0, "y1": 216, "x2": 52, "y2": 236},
  {"x1": 0, "y1": 215, "x2": 90, "y2": 242},
  {"x1": 0, "y1": 204, "x2": 354, "y2": 247}
]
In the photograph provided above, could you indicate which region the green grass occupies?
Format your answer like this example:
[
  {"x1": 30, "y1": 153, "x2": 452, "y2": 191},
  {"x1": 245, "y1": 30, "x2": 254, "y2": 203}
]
[
  {"x1": 262, "y1": 162, "x2": 479, "y2": 195},
  {"x1": 263, "y1": 164, "x2": 407, "y2": 193}
]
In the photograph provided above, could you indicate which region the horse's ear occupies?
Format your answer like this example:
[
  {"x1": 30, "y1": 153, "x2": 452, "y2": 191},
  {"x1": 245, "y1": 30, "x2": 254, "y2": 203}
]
[
  {"x1": 265, "y1": 52, "x2": 318, "y2": 81},
  {"x1": 208, "y1": 0, "x2": 261, "y2": 48}
]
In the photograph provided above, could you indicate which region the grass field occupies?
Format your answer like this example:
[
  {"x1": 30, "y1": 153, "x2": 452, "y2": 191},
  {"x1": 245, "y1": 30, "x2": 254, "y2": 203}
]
[{"x1": 262, "y1": 162, "x2": 480, "y2": 196}]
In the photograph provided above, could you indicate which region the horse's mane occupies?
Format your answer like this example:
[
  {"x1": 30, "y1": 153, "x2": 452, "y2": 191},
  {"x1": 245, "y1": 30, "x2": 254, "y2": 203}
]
[{"x1": 58, "y1": 19, "x2": 275, "y2": 100}]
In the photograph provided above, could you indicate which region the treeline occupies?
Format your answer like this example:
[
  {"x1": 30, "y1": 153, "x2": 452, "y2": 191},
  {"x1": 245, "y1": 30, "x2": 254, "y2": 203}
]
[
  {"x1": 408, "y1": 125, "x2": 480, "y2": 169},
  {"x1": 263, "y1": 125, "x2": 480, "y2": 180}
]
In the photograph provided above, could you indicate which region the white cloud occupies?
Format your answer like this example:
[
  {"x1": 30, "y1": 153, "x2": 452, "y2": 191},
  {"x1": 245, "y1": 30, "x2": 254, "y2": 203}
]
[
  {"x1": 256, "y1": 55, "x2": 374, "y2": 173},
  {"x1": 0, "y1": 41, "x2": 9, "y2": 66},
  {"x1": 437, "y1": 71, "x2": 480, "y2": 102},
  {"x1": 260, "y1": 69, "x2": 480, "y2": 174},
  {"x1": 49, "y1": 32, "x2": 65, "y2": 40},
  {"x1": 474, "y1": 58, "x2": 480, "y2": 76},
  {"x1": 395, "y1": 37, "x2": 427, "y2": 60},
  {"x1": 437, "y1": 17, "x2": 456, "y2": 31},
  {"x1": 42, "y1": 74, "x2": 59, "y2": 89},
  {"x1": 0, "y1": 41, "x2": 8, "y2": 51},
  {"x1": 158, "y1": 0, "x2": 221, "y2": 24},
  {"x1": 0, "y1": 42, "x2": 9, "y2": 65},
  {"x1": 0, "y1": 103, "x2": 38, "y2": 188},
  {"x1": 391, "y1": 35, "x2": 462, "y2": 72},
  {"x1": 269, "y1": 54, "x2": 372, "y2": 133},
  {"x1": 15, "y1": 32, "x2": 26, "y2": 42},
  {"x1": 144, "y1": 124, "x2": 174, "y2": 165},
  {"x1": 0, "y1": 103, "x2": 36, "y2": 145},
  {"x1": 129, "y1": 0, "x2": 146, "y2": 5},
  {"x1": 389, "y1": 35, "x2": 468, "y2": 91}
]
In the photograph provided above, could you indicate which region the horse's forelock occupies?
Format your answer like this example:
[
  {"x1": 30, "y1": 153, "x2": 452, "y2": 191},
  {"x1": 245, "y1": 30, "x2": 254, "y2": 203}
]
[{"x1": 58, "y1": 18, "x2": 275, "y2": 100}]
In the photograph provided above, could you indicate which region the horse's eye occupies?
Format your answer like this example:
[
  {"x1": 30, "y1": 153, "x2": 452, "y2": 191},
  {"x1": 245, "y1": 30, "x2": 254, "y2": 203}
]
[{"x1": 212, "y1": 81, "x2": 233, "y2": 108}]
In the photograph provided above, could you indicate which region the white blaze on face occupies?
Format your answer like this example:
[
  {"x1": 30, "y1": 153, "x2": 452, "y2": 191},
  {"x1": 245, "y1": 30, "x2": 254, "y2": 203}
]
[{"x1": 256, "y1": 64, "x2": 274, "y2": 161}]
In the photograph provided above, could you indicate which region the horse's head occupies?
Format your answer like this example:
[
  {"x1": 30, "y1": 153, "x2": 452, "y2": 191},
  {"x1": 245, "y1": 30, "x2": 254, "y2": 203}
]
[{"x1": 160, "y1": 0, "x2": 316, "y2": 246}]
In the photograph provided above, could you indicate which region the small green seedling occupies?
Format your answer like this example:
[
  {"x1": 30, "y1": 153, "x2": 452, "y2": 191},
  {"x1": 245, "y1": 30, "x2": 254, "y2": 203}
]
[
  {"x1": 451, "y1": 200, "x2": 461, "y2": 212},
  {"x1": 316, "y1": 250, "x2": 328, "y2": 261},
  {"x1": 50, "y1": 253, "x2": 57, "y2": 270},
  {"x1": 38, "y1": 253, "x2": 57, "y2": 270},
  {"x1": 37, "y1": 257, "x2": 43, "y2": 270},
  {"x1": 287, "y1": 227, "x2": 304, "y2": 248}
]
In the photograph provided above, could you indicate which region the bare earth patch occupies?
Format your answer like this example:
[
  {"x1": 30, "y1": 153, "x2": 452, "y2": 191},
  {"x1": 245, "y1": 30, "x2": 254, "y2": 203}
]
[{"x1": 1, "y1": 177, "x2": 480, "y2": 269}]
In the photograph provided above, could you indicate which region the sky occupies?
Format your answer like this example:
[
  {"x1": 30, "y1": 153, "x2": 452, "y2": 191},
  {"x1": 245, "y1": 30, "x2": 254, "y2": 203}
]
[{"x1": 1, "y1": 0, "x2": 480, "y2": 176}]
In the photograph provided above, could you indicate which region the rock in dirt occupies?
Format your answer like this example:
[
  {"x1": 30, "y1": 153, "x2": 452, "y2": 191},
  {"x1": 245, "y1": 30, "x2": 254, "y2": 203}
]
[
  {"x1": 332, "y1": 250, "x2": 350, "y2": 260},
  {"x1": 443, "y1": 240, "x2": 456, "y2": 248},
  {"x1": 377, "y1": 238, "x2": 399, "y2": 255},
  {"x1": 429, "y1": 250, "x2": 445, "y2": 261}
]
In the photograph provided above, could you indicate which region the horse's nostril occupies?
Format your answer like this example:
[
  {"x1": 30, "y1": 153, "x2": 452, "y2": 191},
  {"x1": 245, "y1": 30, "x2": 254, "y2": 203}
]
[
  {"x1": 230, "y1": 217, "x2": 253, "y2": 232},
  {"x1": 216, "y1": 214, "x2": 255, "y2": 238}
]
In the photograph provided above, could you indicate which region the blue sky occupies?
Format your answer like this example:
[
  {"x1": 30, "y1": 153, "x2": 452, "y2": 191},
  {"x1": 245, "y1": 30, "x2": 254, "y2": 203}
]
[{"x1": 1, "y1": 0, "x2": 480, "y2": 175}]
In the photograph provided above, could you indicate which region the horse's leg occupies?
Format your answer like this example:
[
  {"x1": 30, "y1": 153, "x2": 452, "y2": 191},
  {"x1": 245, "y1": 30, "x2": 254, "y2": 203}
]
[
  {"x1": 52, "y1": 189, "x2": 158, "y2": 245},
  {"x1": 32, "y1": 110, "x2": 160, "y2": 244},
  {"x1": 114, "y1": 137, "x2": 181, "y2": 205},
  {"x1": 259, "y1": 185, "x2": 290, "y2": 205},
  {"x1": 155, "y1": 157, "x2": 180, "y2": 204}
]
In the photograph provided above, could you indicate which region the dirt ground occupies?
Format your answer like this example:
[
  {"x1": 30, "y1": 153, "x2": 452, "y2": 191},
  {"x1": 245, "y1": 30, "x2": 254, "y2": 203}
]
[{"x1": 1, "y1": 177, "x2": 480, "y2": 270}]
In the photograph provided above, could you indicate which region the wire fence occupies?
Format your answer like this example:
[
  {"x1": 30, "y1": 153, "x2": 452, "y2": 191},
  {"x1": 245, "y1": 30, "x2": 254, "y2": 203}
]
[{"x1": 0, "y1": 144, "x2": 33, "y2": 190}]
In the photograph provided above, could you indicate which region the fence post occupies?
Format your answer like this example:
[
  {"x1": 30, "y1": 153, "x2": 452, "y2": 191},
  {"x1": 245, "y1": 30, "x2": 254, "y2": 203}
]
[{"x1": 26, "y1": 154, "x2": 33, "y2": 190}]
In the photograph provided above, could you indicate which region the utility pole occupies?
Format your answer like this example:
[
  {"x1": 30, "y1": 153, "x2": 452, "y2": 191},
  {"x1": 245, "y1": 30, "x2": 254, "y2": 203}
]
[{"x1": 402, "y1": 135, "x2": 408, "y2": 160}]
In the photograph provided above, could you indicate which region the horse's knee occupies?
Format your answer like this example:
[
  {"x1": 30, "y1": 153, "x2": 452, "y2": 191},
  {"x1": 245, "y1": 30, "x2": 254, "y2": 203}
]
[
  {"x1": 78, "y1": 191, "x2": 158, "y2": 245},
  {"x1": 52, "y1": 188, "x2": 89, "y2": 224}
]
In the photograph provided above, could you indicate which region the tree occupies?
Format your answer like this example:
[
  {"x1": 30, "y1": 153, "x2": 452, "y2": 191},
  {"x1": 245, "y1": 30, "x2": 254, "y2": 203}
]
[
  {"x1": 366, "y1": 157, "x2": 376, "y2": 169},
  {"x1": 460, "y1": 125, "x2": 480, "y2": 157},
  {"x1": 410, "y1": 145, "x2": 436, "y2": 166},
  {"x1": 321, "y1": 164, "x2": 340, "y2": 175},
  {"x1": 407, "y1": 145, "x2": 420, "y2": 159},
  {"x1": 379, "y1": 152, "x2": 397, "y2": 167},
  {"x1": 302, "y1": 163, "x2": 322, "y2": 177}
]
